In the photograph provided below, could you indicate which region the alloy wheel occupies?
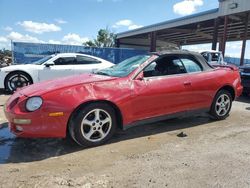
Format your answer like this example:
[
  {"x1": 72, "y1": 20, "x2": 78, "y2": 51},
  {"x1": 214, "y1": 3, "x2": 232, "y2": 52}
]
[
  {"x1": 215, "y1": 94, "x2": 231, "y2": 117},
  {"x1": 80, "y1": 109, "x2": 112, "y2": 142}
]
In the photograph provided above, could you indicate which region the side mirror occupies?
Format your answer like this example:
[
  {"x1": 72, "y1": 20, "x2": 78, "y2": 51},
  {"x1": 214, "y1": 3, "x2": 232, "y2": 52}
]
[
  {"x1": 135, "y1": 71, "x2": 144, "y2": 81},
  {"x1": 45, "y1": 62, "x2": 55, "y2": 67}
]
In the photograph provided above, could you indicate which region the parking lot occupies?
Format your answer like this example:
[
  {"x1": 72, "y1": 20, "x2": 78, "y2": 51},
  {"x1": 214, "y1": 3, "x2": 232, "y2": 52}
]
[{"x1": 0, "y1": 92, "x2": 250, "y2": 188}]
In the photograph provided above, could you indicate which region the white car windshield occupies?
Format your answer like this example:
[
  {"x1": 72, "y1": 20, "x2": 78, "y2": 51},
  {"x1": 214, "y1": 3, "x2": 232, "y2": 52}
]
[{"x1": 31, "y1": 55, "x2": 53, "y2": 65}]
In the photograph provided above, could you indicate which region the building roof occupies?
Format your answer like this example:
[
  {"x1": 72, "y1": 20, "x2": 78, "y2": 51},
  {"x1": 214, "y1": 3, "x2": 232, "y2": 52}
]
[{"x1": 117, "y1": 8, "x2": 219, "y2": 39}]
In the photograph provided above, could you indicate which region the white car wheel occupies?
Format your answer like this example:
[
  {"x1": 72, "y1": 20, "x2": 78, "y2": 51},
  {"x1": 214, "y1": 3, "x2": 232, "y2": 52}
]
[{"x1": 5, "y1": 72, "x2": 32, "y2": 93}]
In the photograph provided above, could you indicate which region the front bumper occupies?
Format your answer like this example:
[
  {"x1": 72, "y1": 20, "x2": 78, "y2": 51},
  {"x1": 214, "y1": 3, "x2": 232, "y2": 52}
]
[
  {"x1": 0, "y1": 70, "x2": 7, "y2": 89},
  {"x1": 4, "y1": 92, "x2": 68, "y2": 138}
]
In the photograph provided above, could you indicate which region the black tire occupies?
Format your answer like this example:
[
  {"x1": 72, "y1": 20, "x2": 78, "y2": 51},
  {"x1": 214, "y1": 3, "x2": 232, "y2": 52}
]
[
  {"x1": 4, "y1": 71, "x2": 33, "y2": 93},
  {"x1": 68, "y1": 103, "x2": 117, "y2": 147},
  {"x1": 209, "y1": 89, "x2": 232, "y2": 120}
]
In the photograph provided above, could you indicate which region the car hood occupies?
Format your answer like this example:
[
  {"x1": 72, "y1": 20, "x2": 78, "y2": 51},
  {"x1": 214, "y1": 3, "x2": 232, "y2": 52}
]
[{"x1": 18, "y1": 73, "x2": 117, "y2": 96}]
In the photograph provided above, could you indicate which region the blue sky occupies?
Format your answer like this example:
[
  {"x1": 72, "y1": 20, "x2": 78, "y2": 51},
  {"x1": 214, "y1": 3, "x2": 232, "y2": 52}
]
[{"x1": 0, "y1": 0, "x2": 249, "y2": 58}]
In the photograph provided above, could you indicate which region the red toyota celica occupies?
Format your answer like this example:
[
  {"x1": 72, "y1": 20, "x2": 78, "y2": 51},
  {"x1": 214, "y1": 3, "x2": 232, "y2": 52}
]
[{"x1": 4, "y1": 51, "x2": 243, "y2": 146}]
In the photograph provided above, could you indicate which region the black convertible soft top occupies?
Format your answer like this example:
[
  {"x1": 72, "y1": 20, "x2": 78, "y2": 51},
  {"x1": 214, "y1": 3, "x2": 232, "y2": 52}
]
[{"x1": 150, "y1": 50, "x2": 214, "y2": 71}]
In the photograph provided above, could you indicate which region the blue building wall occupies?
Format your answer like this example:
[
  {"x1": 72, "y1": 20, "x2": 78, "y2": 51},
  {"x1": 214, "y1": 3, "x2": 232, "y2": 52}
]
[
  {"x1": 12, "y1": 42, "x2": 147, "y2": 64},
  {"x1": 224, "y1": 56, "x2": 250, "y2": 66},
  {"x1": 12, "y1": 42, "x2": 250, "y2": 66}
]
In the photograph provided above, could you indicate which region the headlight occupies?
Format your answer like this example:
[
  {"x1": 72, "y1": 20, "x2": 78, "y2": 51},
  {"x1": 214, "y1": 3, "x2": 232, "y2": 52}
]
[{"x1": 26, "y1": 97, "x2": 43, "y2": 112}]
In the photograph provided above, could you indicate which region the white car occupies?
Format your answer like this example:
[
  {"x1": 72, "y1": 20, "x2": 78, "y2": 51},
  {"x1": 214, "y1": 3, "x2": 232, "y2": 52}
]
[
  {"x1": 0, "y1": 53, "x2": 114, "y2": 92},
  {"x1": 200, "y1": 50, "x2": 227, "y2": 65}
]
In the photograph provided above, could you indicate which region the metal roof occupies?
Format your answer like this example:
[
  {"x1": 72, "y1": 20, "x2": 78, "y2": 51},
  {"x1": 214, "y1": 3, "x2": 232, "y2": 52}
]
[{"x1": 117, "y1": 9, "x2": 219, "y2": 39}]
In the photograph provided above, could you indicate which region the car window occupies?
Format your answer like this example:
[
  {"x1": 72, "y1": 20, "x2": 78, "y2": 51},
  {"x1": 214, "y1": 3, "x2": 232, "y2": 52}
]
[
  {"x1": 211, "y1": 53, "x2": 220, "y2": 62},
  {"x1": 76, "y1": 55, "x2": 101, "y2": 64},
  {"x1": 180, "y1": 58, "x2": 202, "y2": 73},
  {"x1": 54, "y1": 57, "x2": 76, "y2": 65},
  {"x1": 143, "y1": 56, "x2": 186, "y2": 77},
  {"x1": 33, "y1": 55, "x2": 53, "y2": 65},
  {"x1": 201, "y1": 52, "x2": 209, "y2": 61}
]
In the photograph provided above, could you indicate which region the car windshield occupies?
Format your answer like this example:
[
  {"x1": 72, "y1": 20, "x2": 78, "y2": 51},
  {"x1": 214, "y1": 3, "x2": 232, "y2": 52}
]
[
  {"x1": 31, "y1": 55, "x2": 53, "y2": 65},
  {"x1": 95, "y1": 55, "x2": 150, "y2": 77}
]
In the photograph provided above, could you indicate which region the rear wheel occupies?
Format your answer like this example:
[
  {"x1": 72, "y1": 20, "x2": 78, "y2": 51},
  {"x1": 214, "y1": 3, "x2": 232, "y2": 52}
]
[
  {"x1": 4, "y1": 72, "x2": 32, "y2": 93},
  {"x1": 209, "y1": 90, "x2": 232, "y2": 120},
  {"x1": 69, "y1": 103, "x2": 117, "y2": 147}
]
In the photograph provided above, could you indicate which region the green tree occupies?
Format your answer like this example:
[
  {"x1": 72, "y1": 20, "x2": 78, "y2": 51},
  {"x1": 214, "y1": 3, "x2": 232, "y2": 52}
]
[
  {"x1": 84, "y1": 28, "x2": 116, "y2": 48},
  {"x1": 0, "y1": 48, "x2": 12, "y2": 57}
]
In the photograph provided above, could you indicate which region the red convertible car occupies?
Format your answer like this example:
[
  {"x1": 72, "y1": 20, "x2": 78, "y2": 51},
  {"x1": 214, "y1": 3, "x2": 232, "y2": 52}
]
[{"x1": 4, "y1": 51, "x2": 243, "y2": 146}]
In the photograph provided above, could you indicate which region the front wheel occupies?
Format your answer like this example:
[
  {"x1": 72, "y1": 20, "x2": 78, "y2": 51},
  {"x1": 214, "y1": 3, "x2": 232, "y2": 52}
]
[
  {"x1": 4, "y1": 72, "x2": 32, "y2": 93},
  {"x1": 209, "y1": 90, "x2": 232, "y2": 120},
  {"x1": 69, "y1": 103, "x2": 117, "y2": 147}
]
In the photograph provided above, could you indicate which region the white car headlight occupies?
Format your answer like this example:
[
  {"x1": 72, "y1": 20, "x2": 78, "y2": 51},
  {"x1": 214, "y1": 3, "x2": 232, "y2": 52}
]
[{"x1": 26, "y1": 97, "x2": 43, "y2": 112}]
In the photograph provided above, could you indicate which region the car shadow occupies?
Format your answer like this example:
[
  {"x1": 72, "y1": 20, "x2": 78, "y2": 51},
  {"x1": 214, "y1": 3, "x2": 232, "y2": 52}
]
[
  {"x1": 0, "y1": 113, "x2": 213, "y2": 164},
  {"x1": 236, "y1": 95, "x2": 250, "y2": 103},
  {"x1": 0, "y1": 89, "x2": 10, "y2": 95}
]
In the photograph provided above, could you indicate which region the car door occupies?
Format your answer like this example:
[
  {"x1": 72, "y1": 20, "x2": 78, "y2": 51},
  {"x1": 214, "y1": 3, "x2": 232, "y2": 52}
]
[
  {"x1": 38, "y1": 56, "x2": 76, "y2": 81},
  {"x1": 179, "y1": 55, "x2": 216, "y2": 110},
  {"x1": 131, "y1": 55, "x2": 190, "y2": 121},
  {"x1": 73, "y1": 55, "x2": 102, "y2": 75}
]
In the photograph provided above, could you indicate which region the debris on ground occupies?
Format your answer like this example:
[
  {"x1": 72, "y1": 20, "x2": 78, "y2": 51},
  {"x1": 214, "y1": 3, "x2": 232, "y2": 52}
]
[{"x1": 177, "y1": 131, "x2": 187, "y2": 137}]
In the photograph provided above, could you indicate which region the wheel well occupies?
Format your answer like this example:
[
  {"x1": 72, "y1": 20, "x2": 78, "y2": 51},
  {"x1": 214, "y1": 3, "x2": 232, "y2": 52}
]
[
  {"x1": 218, "y1": 85, "x2": 235, "y2": 100},
  {"x1": 4, "y1": 71, "x2": 33, "y2": 87},
  {"x1": 67, "y1": 100, "x2": 123, "y2": 133}
]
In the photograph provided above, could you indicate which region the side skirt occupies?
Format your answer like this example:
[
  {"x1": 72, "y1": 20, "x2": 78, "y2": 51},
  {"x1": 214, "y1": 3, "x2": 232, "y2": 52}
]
[{"x1": 123, "y1": 108, "x2": 210, "y2": 130}]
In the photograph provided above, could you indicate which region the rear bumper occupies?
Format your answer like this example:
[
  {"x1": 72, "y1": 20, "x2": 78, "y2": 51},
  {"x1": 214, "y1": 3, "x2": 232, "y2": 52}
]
[{"x1": 236, "y1": 85, "x2": 243, "y2": 98}]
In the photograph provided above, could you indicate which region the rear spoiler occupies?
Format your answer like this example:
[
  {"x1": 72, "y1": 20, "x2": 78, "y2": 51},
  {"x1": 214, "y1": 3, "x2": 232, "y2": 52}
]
[{"x1": 213, "y1": 64, "x2": 238, "y2": 71}]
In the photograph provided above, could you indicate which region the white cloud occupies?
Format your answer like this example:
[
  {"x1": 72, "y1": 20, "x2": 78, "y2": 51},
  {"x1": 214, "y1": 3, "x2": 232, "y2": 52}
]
[
  {"x1": 0, "y1": 32, "x2": 45, "y2": 50},
  {"x1": 225, "y1": 41, "x2": 243, "y2": 58},
  {"x1": 62, "y1": 33, "x2": 89, "y2": 45},
  {"x1": 128, "y1": 24, "x2": 143, "y2": 30},
  {"x1": 182, "y1": 43, "x2": 211, "y2": 52},
  {"x1": 114, "y1": 19, "x2": 133, "y2": 27},
  {"x1": 225, "y1": 52, "x2": 241, "y2": 58},
  {"x1": 3, "y1": 26, "x2": 13, "y2": 31},
  {"x1": 173, "y1": 0, "x2": 204, "y2": 16},
  {"x1": 182, "y1": 41, "x2": 250, "y2": 59},
  {"x1": 226, "y1": 41, "x2": 242, "y2": 50},
  {"x1": 18, "y1": 21, "x2": 61, "y2": 34},
  {"x1": 54, "y1": 18, "x2": 67, "y2": 24},
  {"x1": 113, "y1": 19, "x2": 143, "y2": 30},
  {"x1": 0, "y1": 31, "x2": 90, "y2": 50},
  {"x1": 0, "y1": 36, "x2": 8, "y2": 43},
  {"x1": 48, "y1": 39, "x2": 62, "y2": 44},
  {"x1": 0, "y1": 37, "x2": 10, "y2": 49},
  {"x1": 7, "y1": 31, "x2": 44, "y2": 43},
  {"x1": 0, "y1": 31, "x2": 90, "y2": 49}
]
